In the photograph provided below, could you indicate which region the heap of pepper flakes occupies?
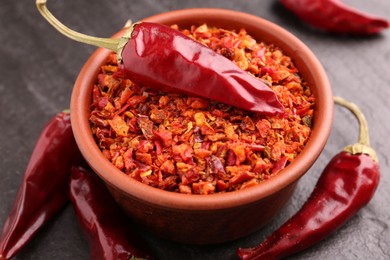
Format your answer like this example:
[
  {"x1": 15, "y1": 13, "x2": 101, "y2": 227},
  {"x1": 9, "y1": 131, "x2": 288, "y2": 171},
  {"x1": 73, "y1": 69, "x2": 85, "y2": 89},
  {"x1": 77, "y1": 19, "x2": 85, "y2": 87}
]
[{"x1": 89, "y1": 25, "x2": 315, "y2": 194}]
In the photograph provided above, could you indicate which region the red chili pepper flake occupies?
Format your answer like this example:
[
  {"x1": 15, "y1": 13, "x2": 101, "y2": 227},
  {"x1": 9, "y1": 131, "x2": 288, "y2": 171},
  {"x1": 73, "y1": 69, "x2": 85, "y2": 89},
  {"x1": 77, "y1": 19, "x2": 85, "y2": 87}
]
[{"x1": 89, "y1": 25, "x2": 315, "y2": 194}]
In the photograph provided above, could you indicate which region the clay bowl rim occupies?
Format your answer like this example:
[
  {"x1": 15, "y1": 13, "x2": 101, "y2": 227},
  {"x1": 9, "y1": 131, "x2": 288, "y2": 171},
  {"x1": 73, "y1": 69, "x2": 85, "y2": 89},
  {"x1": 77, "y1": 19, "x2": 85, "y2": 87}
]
[{"x1": 71, "y1": 8, "x2": 333, "y2": 211}]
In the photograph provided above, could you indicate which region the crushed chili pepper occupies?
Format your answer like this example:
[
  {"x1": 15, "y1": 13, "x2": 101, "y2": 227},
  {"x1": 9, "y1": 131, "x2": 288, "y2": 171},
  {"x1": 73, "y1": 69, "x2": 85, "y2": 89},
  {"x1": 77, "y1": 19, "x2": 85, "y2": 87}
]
[
  {"x1": 237, "y1": 96, "x2": 380, "y2": 259},
  {"x1": 69, "y1": 165, "x2": 153, "y2": 260},
  {"x1": 89, "y1": 25, "x2": 315, "y2": 194},
  {"x1": 280, "y1": 0, "x2": 389, "y2": 35},
  {"x1": 36, "y1": 0, "x2": 284, "y2": 115},
  {"x1": 0, "y1": 111, "x2": 82, "y2": 260}
]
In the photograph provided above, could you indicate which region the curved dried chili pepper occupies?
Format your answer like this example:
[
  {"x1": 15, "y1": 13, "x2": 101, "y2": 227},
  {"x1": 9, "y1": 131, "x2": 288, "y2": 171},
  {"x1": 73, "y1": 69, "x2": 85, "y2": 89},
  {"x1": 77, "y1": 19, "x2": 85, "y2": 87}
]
[
  {"x1": 280, "y1": 0, "x2": 389, "y2": 35},
  {"x1": 0, "y1": 111, "x2": 82, "y2": 260},
  {"x1": 69, "y1": 165, "x2": 153, "y2": 260},
  {"x1": 36, "y1": 0, "x2": 284, "y2": 116},
  {"x1": 237, "y1": 96, "x2": 380, "y2": 259}
]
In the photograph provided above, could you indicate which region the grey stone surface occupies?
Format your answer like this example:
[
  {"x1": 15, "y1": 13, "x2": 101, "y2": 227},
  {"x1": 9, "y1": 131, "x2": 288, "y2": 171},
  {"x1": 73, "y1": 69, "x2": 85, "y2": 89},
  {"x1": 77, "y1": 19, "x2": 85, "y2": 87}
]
[{"x1": 0, "y1": 0, "x2": 389, "y2": 259}]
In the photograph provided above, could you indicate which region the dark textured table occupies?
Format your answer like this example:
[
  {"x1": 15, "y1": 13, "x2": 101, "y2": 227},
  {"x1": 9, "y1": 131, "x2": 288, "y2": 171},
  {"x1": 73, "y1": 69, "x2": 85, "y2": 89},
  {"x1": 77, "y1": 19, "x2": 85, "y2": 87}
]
[{"x1": 1, "y1": 0, "x2": 389, "y2": 259}]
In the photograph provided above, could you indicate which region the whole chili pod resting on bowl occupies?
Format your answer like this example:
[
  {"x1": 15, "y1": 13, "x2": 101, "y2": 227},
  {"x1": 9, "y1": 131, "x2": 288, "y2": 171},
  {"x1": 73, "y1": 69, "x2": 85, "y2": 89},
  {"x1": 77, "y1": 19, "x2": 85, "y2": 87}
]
[
  {"x1": 280, "y1": 0, "x2": 389, "y2": 35},
  {"x1": 0, "y1": 111, "x2": 82, "y2": 260},
  {"x1": 237, "y1": 96, "x2": 380, "y2": 260},
  {"x1": 69, "y1": 165, "x2": 153, "y2": 260},
  {"x1": 36, "y1": 0, "x2": 284, "y2": 116}
]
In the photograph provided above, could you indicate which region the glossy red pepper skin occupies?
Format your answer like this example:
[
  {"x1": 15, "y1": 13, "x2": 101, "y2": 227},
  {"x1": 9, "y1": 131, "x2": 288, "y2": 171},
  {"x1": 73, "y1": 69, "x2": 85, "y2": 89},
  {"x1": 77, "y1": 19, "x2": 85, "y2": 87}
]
[
  {"x1": 36, "y1": 2, "x2": 285, "y2": 115},
  {"x1": 0, "y1": 111, "x2": 82, "y2": 260},
  {"x1": 237, "y1": 151, "x2": 380, "y2": 259},
  {"x1": 69, "y1": 165, "x2": 153, "y2": 260},
  {"x1": 280, "y1": 0, "x2": 389, "y2": 35},
  {"x1": 120, "y1": 22, "x2": 285, "y2": 116}
]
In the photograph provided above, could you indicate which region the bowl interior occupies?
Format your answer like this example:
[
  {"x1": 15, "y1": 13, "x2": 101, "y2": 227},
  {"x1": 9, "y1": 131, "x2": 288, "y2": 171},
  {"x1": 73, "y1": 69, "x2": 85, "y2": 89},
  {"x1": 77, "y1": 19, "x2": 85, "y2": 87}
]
[{"x1": 71, "y1": 8, "x2": 333, "y2": 211}]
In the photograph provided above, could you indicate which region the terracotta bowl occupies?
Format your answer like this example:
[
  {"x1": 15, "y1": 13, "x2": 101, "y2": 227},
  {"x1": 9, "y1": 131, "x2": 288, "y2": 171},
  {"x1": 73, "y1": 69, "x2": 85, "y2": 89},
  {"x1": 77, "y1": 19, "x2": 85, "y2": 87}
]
[{"x1": 71, "y1": 8, "x2": 333, "y2": 244}]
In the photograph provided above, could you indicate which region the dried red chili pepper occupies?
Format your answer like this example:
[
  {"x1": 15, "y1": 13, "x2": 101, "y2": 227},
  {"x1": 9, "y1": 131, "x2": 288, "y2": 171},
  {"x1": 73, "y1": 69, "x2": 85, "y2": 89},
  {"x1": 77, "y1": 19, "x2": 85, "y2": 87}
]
[
  {"x1": 280, "y1": 0, "x2": 389, "y2": 35},
  {"x1": 0, "y1": 111, "x2": 82, "y2": 260},
  {"x1": 36, "y1": 0, "x2": 284, "y2": 116},
  {"x1": 237, "y1": 96, "x2": 380, "y2": 259},
  {"x1": 69, "y1": 165, "x2": 153, "y2": 260}
]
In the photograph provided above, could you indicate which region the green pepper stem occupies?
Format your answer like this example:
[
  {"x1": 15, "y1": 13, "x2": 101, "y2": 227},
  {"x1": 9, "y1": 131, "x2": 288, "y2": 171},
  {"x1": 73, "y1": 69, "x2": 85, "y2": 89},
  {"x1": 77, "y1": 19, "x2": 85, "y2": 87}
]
[
  {"x1": 36, "y1": 0, "x2": 119, "y2": 52},
  {"x1": 334, "y1": 96, "x2": 378, "y2": 162},
  {"x1": 334, "y1": 96, "x2": 369, "y2": 146}
]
